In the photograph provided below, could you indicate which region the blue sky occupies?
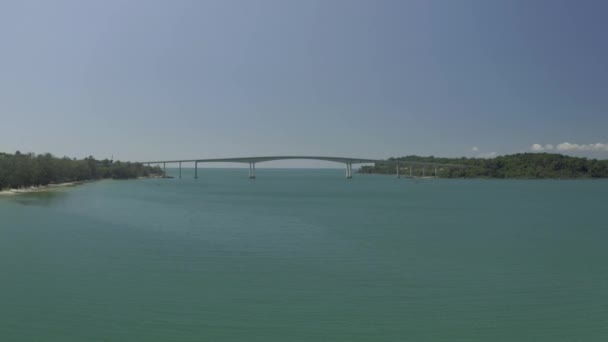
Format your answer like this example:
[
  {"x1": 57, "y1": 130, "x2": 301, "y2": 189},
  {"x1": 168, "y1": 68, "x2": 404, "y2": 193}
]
[{"x1": 1, "y1": 0, "x2": 607, "y2": 166}]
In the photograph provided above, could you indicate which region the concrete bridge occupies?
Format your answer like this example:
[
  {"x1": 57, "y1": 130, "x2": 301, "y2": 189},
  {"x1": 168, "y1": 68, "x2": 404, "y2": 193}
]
[{"x1": 142, "y1": 156, "x2": 465, "y2": 179}]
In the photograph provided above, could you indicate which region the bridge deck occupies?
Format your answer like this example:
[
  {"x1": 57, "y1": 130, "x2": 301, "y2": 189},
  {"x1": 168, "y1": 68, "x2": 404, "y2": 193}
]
[{"x1": 141, "y1": 156, "x2": 465, "y2": 168}]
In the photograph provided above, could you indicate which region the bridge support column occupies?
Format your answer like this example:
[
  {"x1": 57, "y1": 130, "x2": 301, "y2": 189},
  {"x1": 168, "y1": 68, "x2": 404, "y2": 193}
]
[
  {"x1": 179, "y1": 162, "x2": 182, "y2": 179},
  {"x1": 249, "y1": 163, "x2": 256, "y2": 179},
  {"x1": 163, "y1": 162, "x2": 166, "y2": 176},
  {"x1": 194, "y1": 161, "x2": 198, "y2": 179},
  {"x1": 345, "y1": 163, "x2": 353, "y2": 179}
]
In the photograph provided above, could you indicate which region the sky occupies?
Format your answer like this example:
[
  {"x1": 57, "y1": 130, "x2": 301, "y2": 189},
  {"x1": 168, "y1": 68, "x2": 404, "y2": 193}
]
[{"x1": 1, "y1": 0, "x2": 607, "y2": 167}]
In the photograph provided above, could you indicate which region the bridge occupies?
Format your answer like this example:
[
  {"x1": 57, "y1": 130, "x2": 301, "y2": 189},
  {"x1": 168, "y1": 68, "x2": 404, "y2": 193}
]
[{"x1": 142, "y1": 156, "x2": 465, "y2": 179}]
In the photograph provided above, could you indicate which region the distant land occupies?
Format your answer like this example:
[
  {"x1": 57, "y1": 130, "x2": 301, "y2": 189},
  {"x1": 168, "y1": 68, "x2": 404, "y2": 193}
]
[
  {"x1": 3, "y1": 151, "x2": 608, "y2": 191},
  {"x1": 361, "y1": 153, "x2": 608, "y2": 179},
  {"x1": 0, "y1": 151, "x2": 163, "y2": 191}
]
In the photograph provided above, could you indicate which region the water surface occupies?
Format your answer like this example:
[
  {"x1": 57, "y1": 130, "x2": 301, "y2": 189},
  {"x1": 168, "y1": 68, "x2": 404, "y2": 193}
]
[{"x1": 1, "y1": 169, "x2": 607, "y2": 341}]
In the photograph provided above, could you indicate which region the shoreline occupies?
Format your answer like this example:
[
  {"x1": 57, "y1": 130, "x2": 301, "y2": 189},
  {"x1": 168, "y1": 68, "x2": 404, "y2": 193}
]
[
  {"x1": 0, "y1": 175, "x2": 165, "y2": 196},
  {"x1": 0, "y1": 181, "x2": 89, "y2": 196}
]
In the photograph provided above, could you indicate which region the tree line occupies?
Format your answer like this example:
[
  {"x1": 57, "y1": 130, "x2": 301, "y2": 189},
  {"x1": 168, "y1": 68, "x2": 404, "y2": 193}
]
[
  {"x1": 359, "y1": 153, "x2": 608, "y2": 179},
  {"x1": 0, "y1": 151, "x2": 164, "y2": 190}
]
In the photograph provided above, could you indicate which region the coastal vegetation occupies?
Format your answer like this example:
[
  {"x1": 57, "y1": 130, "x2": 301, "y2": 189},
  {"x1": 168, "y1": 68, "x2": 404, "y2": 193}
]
[
  {"x1": 360, "y1": 153, "x2": 608, "y2": 179},
  {"x1": 0, "y1": 151, "x2": 163, "y2": 190}
]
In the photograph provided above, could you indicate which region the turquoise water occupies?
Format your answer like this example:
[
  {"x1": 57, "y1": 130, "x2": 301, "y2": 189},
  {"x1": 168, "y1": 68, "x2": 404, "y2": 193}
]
[{"x1": 1, "y1": 169, "x2": 607, "y2": 341}]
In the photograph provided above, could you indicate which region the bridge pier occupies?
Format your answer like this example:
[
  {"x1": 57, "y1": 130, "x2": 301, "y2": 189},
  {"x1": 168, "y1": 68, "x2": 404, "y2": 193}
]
[
  {"x1": 179, "y1": 161, "x2": 182, "y2": 179},
  {"x1": 163, "y1": 162, "x2": 166, "y2": 176},
  {"x1": 194, "y1": 161, "x2": 198, "y2": 179},
  {"x1": 345, "y1": 163, "x2": 353, "y2": 179},
  {"x1": 249, "y1": 163, "x2": 256, "y2": 179}
]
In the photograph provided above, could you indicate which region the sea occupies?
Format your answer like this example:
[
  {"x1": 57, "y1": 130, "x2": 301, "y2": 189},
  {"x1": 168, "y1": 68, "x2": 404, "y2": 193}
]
[{"x1": 1, "y1": 168, "x2": 607, "y2": 341}]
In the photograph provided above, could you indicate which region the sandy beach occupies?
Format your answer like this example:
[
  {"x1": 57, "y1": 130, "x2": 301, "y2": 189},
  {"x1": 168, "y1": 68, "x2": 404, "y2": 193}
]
[{"x1": 0, "y1": 181, "x2": 84, "y2": 196}]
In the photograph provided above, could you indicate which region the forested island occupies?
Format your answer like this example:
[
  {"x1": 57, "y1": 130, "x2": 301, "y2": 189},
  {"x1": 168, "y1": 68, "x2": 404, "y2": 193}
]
[
  {"x1": 360, "y1": 153, "x2": 608, "y2": 179},
  {"x1": 0, "y1": 151, "x2": 163, "y2": 190}
]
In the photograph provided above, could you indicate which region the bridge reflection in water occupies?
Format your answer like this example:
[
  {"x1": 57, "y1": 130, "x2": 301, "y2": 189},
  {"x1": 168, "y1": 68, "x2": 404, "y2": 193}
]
[{"x1": 142, "y1": 156, "x2": 465, "y2": 179}]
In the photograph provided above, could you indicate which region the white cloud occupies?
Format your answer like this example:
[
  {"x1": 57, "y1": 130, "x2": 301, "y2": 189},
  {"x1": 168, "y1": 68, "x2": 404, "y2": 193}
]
[
  {"x1": 556, "y1": 142, "x2": 608, "y2": 152},
  {"x1": 530, "y1": 144, "x2": 555, "y2": 152},
  {"x1": 472, "y1": 146, "x2": 479, "y2": 152},
  {"x1": 477, "y1": 152, "x2": 497, "y2": 158},
  {"x1": 531, "y1": 144, "x2": 544, "y2": 152},
  {"x1": 531, "y1": 142, "x2": 608, "y2": 152}
]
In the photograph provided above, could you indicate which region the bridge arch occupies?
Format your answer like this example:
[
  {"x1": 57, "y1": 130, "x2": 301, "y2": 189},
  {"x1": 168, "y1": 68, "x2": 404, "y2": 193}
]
[
  {"x1": 143, "y1": 156, "x2": 464, "y2": 179},
  {"x1": 188, "y1": 156, "x2": 376, "y2": 179}
]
